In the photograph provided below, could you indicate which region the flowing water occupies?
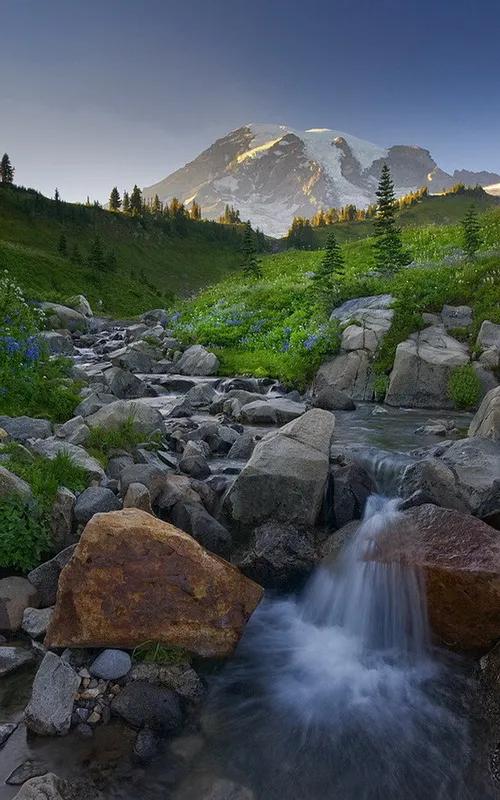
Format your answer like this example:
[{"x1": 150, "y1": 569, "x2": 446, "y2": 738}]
[{"x1": 183, "y1": 494, "x2": 492, "y2": 800}]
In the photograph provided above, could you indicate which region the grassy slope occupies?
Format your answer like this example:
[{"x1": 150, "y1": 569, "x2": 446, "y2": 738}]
[
  {"x1": 310, "y1": 190, "x2": 500, "y2": 247},
  {"x1": 171, "y1": 206, "x2": 500, "y2": 386},
  {"x1": 0, "y1": 186, "x2": 245, "y2": 317}
]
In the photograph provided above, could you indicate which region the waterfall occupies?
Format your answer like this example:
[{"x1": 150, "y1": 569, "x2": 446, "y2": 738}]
[{"x1": 201, "y1": 495, "x2": 483, "y2": 800}]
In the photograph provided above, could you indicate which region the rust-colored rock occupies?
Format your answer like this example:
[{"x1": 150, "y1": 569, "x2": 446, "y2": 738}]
[
  {"x1": 45, "y1": 509, "x2": 263, "y2": 658},
  {"x1": 373, "y1": 504, "x2": 500, "y2": 651}
]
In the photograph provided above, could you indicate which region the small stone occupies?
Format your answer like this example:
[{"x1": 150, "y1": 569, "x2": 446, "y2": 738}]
[
  {"x1": 87, "y1": 711, "x2": 101, "y2": 725},
  {"x1": 0, "y1": 577, "x2": 39, "y2": 633},
  {"x1": 90, "y1": 649, "x2": 132, "y2": 681},
  {"x1": 0, "y1": 722, "x2": 17, "y2": 748},
  {"x1": 79, "y1": 667, "x2": 91, "y2": 679},
  {"x1": 22, "y1": 607, "x2": 53, "y2": 640},
  {"x1": 24, "y1": 652, "x2": 81, "y2": 736}
]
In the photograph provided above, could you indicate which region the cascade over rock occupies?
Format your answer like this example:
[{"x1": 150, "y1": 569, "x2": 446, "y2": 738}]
[{"x1": 373, "y1": 503, "x2": 500, "y2": 650}]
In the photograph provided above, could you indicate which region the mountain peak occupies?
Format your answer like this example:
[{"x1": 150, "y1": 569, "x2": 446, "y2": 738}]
[{"x1": 143, "y1": 124, "x2": 500, "y2": 237}]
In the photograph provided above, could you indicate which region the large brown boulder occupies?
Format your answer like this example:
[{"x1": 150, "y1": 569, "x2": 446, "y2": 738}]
[
  {"x1": 45, "y1": 509, "x2": 263, "y2": 658},
  {"x1": 373, "y1": 504, "x2": 500, "y2": 651}
]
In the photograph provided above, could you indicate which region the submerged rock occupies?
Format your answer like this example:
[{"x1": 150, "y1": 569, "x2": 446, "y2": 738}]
[
  {"x1": 0, "y1": 577, "x2": 39, "y2": 632},
  {"x1": 45, "y1": 509, "x2": 263, "y2": 658},
  {"x1": 0, "y1": 646, "x2": 35, "y2": 677},
  {"x1": 111, "y1": 680, "x2": 182, "y2": 731},
  {"x1": 375, "y1": 504, "x2": 500, "y2": 651}
]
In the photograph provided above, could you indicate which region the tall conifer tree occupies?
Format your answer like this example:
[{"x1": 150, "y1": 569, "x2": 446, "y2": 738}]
[
  {"x1": 0, "y1": 153, "x2": 14, "y2": 184},
  {"x1": 373, "y1": 165, "x2": 409, "y2": 274},
  {"x1": 109, "y1": 186, "x2": 121, "y2": 211},
  {"x1": 462, "y1": 204, "x2": 481, "y2": 259},
  {"x1": 312, "y1": 231, "x2": 344, "y2": 307},
  {"x1": 241, "y1": 222, "x2": 261, "y2": 278}
]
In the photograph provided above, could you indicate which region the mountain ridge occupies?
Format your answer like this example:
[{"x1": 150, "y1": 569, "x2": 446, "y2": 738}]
[{"x1": 144, "y1": 124, "x2": 500, "y2": 236}]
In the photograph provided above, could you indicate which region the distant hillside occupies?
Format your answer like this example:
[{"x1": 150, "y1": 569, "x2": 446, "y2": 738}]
[
  {"x1": 304, "y1": 189, "x2": 500, "y2": 248},
  {"x1": 0, "y1": 185, "x2": 249, "y2": 317}
]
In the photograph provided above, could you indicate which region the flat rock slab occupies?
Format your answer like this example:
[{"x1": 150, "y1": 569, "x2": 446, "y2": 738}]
[{"x1": 45, "y1": 509, "x2": 263, "y2": 658}]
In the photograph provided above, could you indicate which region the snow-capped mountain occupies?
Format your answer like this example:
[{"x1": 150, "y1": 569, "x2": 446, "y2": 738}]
[{"x1": 143, "y1": 124, "x2": 500, "y2": 237}]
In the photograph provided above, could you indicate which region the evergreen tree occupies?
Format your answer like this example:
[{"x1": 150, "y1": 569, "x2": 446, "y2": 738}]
[
  {"x1": 312, "y1": 231, "x2": 344, "y2": 306},
  {"x1": 0, "y1": 153, "x2": 14, "y2": 184},
  {"x1": 87, "y1": 235, "x2": 105, "y2": 271},
  {"x1": 286, "y1": 217, "x2": 314, "y2": 249},
  {"x1": 122, "y1": 191, "x2": 130, "y2": 214},
  {"x1": 190, "y1": 199, "x2": 202, "y2": 220},
  {"x1": 241, "y1": 222, "x2": 261, "y2": 278},
  {"x1": 57, "y1": 233, "x2": 67, "y2": 256},
  {"x1": 104, "y1": 250, "x2": 117, "y2": 271},
  {"x1": 71, "y1": 243, "x2": 82, "y2": 264},
  {"x1": 462, "y1": 204, "x2": 481, "y2": 259},
  {"x1": 151, "y1": 193, "x2": 162, "y2": 216},
  {"x1": 54, "y1": 188, "x2": 60, "y2": 202},
  {"x1": 373, "y1": 164, "x2": 409, "y2": 274},
  {"x1": 130, "y1": 185, "x2": 142, "y2": 216},
  {"x1": 109, "y1": 186, "x2": 121, "y2": 211}
]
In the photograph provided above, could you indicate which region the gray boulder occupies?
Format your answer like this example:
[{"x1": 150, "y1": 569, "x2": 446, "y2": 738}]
[
  {"x1": 385, "y1": 326, "x2": 469, "y2": 408},
  {"x1": 50, "y1": 488, "x2": 76, "y2": 550},
  {"x1": 29, "y1": 439, "x2": 104, "y2": 481},
  {"x1": 169, "y1": 501, "x2": 231, "y2": 556},
  {"x1": 227, "y1": 432, "x2": 257, "y2": 460},
  {"x1": 314, "y1": 350, "x2": 374, "y2": 401},
  {"x1": 0, "y1": 415, "x2": 52, "y2": 443},
  {"x1": 312, "y1": 385, "x2": 355, "y2": 411},
  {"x1": 66, "y1": 294, "x2": 93, "y2": 318},
  {"x1": 74, "y1": 392, "x2": 117, "y2": 418},
  {"x1": 476, "y1": 320, "x2": 500, "y2": 351},
  {"x1": 441, "y1": 437, "x2": 500, "y2": 516},
  {"x1": 25, "y1": 652, "x2": 81, "y2": 735},
  {"x1": 176, "y1": 345, "x2": 219, "y2": 376},
  {"x1": 141, "y1": 308, "x2": 168, "y2": 326},
  {"x1": 185, "y1": 382, "x2": 218, "y2": 407},
  {"x1": 74, "y1": 487, "x2": 121, "y2": 525},
  {"x1": 123, "y1": 482, "x2": 153, "y2": 514},
  {"x1": 225, "y1": 409, "x2": 336, "y2": 529},
  {"x1": 27, "y1": 545, "x2": 76, "y2": 608},
  {"x1": 119, "y1": 463, "x2": 169, "y2": 502},
  {"x1": 399, "y1": 458, "x2": 467, "y2": 512},
  {"x1": 468, "y1": 386, "x2": 500, "y2": 441},
  {"x1": 441, "y1": 304, "x2": 472, "y2": 329},
  {"x1": 103, "y1": 367, "x2": 147, "y2": 399},
  {"x1": 39, "y1": 330, "x2": 74, "y2": 355},
  {"x1": 41, "y1": 302, "x2": 89, "y2": 333},
  {"x1": 111, "y1": 342, "x2": 157, "y2": 373},
  {"x1": 179, "y1": 441, "x2": 211, "y2": 479},
  {"x1": 240, "y1": 398, "x2": 305, "y2": 425},
  {"x1": 22, "y1": 607, "x2": 53, "y2": 640},
  {"x1": 236, "y1": 523, "x2": 317, "y2": 590},
  {"x1": 86, "y1": 400, "x2": 164, "y2": 436},
  {"x1": 54, "y1": 416, "x2": 90, "y2": 446},
  {"x1": 0, "y1": 467, "x2": 33, "y2": 503}
]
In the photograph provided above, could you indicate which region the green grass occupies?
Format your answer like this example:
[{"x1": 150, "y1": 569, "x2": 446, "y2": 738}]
[
  {"x1": 0, "y1": 449, "x2": 90, "y2": 570},
  {"x1": 310, "y1": 190, "x2": 500, "y2": 248},
  {"x1": 132, "y1": 641, "x2": 190, "y2": 665},
  {"x1": 170, "y1": 208, "x2": 500, "y2": 385},
  {"x1": 86, "y1": 417, "x2": 162, "y2": 466},
  {"x1": 0, "y1": 185, "x2": 250, "y2": 317}
]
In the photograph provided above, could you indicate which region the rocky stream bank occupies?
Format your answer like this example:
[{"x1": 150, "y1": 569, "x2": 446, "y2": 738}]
[{"x1": 0, "y1": 296, "x2": 499, "y2": 799}]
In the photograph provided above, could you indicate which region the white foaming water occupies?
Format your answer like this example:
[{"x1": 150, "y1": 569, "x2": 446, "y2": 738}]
[{"x1": 204, "y1": 494, "x2": 483, "y2": 799}]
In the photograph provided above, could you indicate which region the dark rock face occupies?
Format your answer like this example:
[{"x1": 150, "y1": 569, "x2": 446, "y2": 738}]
[
  {"x1": 236, "y1": 523, "x2": 317, "y2": 590},
  {"x1": 374, "y1": 504, "x2": 500, "y2": 651},
  {"x1": 111, "y1": 681, "x2": 183, "y2": 732}
]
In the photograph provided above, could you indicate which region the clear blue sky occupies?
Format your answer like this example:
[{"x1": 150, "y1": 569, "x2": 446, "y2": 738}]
[{"x1": 1, "y1": 0, "x2": 499, "y2": 203}]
